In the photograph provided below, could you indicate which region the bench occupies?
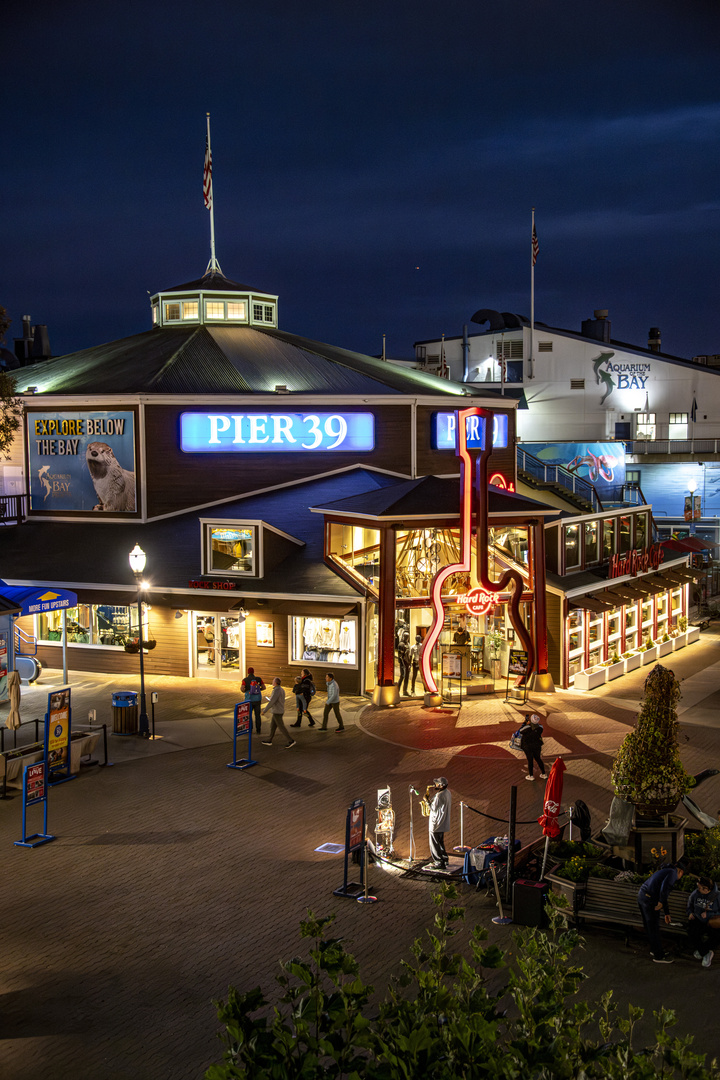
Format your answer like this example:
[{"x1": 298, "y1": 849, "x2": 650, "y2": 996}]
[{"x1": 577, "y1": 876, "x2": 688, "y2": 940}]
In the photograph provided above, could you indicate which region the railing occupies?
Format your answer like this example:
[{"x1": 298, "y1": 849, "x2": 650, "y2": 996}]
[
  {"x1": 628, "y1": 439, "x2": 720, "y2": 455},
  {"x1": 516, "y1": 447, "x2": 602, "y2": 513},
  {"x1": 600, "y1": 483, "x2": 650, "y2": 508},
  {"x1": 14, "y1": 625, "x2": 37, "y2": 657},
  {"x1": 0, "y1": 493, "x2": 28, "y2": 526}
]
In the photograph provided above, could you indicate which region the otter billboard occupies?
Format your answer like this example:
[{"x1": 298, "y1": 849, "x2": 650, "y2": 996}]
[{"x1": 27, "y1": 410, "x2": 137, "y2": 513}]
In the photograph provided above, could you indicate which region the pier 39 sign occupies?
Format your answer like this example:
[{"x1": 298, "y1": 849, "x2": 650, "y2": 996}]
[{"x1": 180, "y1": 412, "x2": 375, "y2": 453}]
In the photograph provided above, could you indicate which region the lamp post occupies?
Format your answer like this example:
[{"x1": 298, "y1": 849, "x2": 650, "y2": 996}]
[{"x1": 129, "y1": 543, "x2": 150, "y2": 738}]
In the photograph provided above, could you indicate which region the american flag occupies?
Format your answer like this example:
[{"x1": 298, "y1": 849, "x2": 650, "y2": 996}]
[
  {"x1": 532, "y1": 223, "x2": 539, "y2": 266},
  {"x1": 203, "y1": 137, "x2": 213, "y2": 210}
]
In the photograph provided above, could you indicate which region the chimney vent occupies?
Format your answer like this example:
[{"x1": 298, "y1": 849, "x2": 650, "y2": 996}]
[
  {"x1": 581, "y1": 310, "x2": 611, "y2": 343},
  {"x1": 648, "y1": 327, "x2": 661, "y2": 353}
]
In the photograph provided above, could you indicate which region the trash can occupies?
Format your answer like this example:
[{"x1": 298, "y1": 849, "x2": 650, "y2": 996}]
[{"x1": 112, "y1": 691, "x2": 138, "y2": 735}]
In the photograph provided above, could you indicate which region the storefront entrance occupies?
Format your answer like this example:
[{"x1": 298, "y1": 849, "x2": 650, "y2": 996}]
[{"x1": 193, "y1": 612, "x2": 245, "y2": 680}]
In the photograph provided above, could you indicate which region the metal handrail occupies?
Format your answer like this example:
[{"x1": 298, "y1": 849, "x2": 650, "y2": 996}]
[
  {"x1": 0, "y1": 493, "x2": 28, "y2": 526},
  {"x1": 14, "y1": 625, "x2": 37, "y2": 657},
  {"x1": 516, "y1": 447, "x2": 602, "y2": 512}
]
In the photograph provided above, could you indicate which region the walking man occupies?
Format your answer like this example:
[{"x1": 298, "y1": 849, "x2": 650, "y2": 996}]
[
  {"x1": 637, "y1": 858, "x2": 689, "y2": 963},
  {"x1": 241, "y1": 667, "x2": 266, "y2": 734},
  {"x1": 261, "y1": 678, "x2": 295, "y2": 748},
  {"x1": 320, "y1": 672, "x2": 345, "y2": 731},
  {"x1": 290, "y1": 668, "x2": 316, "y2": 728},
  {"x1": 428, "y1": 777, "x2": 452, "y2": 869},
  {"x1": 519, "y1": 713, "x2": 547, "y2": 781}
]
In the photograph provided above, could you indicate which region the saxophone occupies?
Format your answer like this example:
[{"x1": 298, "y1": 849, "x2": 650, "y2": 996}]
[{"x1": 420, "y1": 784, "x2": 435, "y2": 817}]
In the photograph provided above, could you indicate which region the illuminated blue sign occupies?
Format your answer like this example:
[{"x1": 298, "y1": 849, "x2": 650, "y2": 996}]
[
  {"x1": 433, "y1": 412, "x2": 509, "y2": 450},
  {"x1": 180, "y1": 412, "x2": 375, "y2": 453}
]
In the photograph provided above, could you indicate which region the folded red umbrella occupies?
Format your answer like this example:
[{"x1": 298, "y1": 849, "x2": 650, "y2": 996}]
[{"x1": 538, "y1": 756, "x2": 566, "y2": 839}]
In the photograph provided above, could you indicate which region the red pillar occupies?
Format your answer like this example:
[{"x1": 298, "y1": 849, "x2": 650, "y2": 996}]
[
  {"x1": 532, "y1": 519, "x2": 550, "y2": 675},
  {"x1": 377, "y1": 526, "x2": 397, "y2": 685}
]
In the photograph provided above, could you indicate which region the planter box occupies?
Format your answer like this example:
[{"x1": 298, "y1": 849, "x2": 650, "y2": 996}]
[
  {"x1": 581, "y1": 875, "x2": 688, "y2": 932},
  {"x1": 687, "y1": 626, "x2": 701, "y2": 644},
  {"x1": 657, "y1": 639, "x2": 673, "y2": 657},
  {"x1": 671, "y1": 632, "x2": 688, "y2": 651},
  {"x1": 623, "y1": 652, "x2": 642, "y2": 673},
  {"x1": 574, "y1": 666, "x2": 607, "y2": 691},
  {"x1": 545, "y1": 866, "x2": 587, "y2": 915},
  {"x1": 640, "y1": 646, "x2": 659, "y2": 666},
  {"x1": 606, "y1": 660, "x2": 625, "y2": 681}
]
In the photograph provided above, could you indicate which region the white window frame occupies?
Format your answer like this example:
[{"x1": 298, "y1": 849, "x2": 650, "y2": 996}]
[
  {"x1": 636, "y1": 413, "x2": 656, "y2": 440},
  {"x1": 669, "y1": 412, "x2": 688, "y2": 440},
  {"x1": 202, "y1": 520, "x2": 262, "y2": 577},
  {"x1": 204, "y1": 300, "x2": 226, "y2": 320}
]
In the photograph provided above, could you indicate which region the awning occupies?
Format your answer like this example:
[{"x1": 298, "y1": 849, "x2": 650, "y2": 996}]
[
  {"x1": 635, "y1": 575, "x2": 668, "y2": 595},
  {"x1": 599, "y1": 585, "x2": 638, "y2": 604},
  {"x1": 568, "y1": 594, "x2": 614, "y2": 614},
  {"x1": 0, "y1": 582, "x2": 77, "y2": 616},
  {"x1": 272, "y1": 600, "x2": 359, "y2": 617}
]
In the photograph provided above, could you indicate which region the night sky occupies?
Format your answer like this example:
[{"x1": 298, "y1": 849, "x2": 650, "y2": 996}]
[{"x1": 3, "y1": 1, "x2": 720, "y2": 362}]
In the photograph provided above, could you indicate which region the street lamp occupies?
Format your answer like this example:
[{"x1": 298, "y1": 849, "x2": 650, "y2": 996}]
[{"x1": 129, "y1": 543, "x2": 150, "y2": 737}]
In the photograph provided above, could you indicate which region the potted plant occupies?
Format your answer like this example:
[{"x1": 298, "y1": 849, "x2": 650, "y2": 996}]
[
  {"x1": 658, "y1": 632, "x2": 673, "y2": 657},
  {"x1": 611, "y1": 664, "x2": 695, "y2": 817},
  {"x1": 122, "y1": 636, "x2": 140, "y2": 654},
  {"x1": 606, "y1": 648, "x2": 625, "y2": 681},
  {"x1": 573, "y1": 664, "x2": 607, "y2": 691},
  {"x1": 622, "y1": 648, "x2": 642, "y2": 673},
  {"x1": 545, "y1": 855, "x2": 594, "y2": 912},
  {"x1": 639, "y1": 636, "x2": 658, "y2": 665}
]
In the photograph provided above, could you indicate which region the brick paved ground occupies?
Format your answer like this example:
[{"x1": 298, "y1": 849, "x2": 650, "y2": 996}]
[{"x1": 2, "y1": 634, "x2": 720, "y2": 1079}]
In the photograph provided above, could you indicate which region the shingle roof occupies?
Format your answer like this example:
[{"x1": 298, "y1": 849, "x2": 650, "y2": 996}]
[
  {"x1": 13, "y1": 324, "x2": 487, "y2": 397},
  {"x1": 154, "y1": 271, "x2": 273, "y2": 295}
]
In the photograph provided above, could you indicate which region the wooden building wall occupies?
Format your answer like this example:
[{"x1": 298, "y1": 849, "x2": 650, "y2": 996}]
[
  {"x1": 414, "y1": 404, "x2": 516, "y2": 480},
  {"x1": 544, "y1": 590, "x2": 564, "y2": 687},
  {"x1": 143, "y1": 404, "x2": 413, "y2": 517},
  {"x1": 21, "y1": 607, "x2": 190, "y2": 678}
]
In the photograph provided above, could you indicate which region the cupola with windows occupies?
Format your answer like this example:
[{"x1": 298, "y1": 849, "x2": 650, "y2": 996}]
[{"x1": 150, "y1": 270, "x2": 278, "y2": 329}]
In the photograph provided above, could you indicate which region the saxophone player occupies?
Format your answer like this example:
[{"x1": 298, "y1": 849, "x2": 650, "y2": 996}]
[{"x1": 427, "y1": 777, "x2": 452, "y2": 869}]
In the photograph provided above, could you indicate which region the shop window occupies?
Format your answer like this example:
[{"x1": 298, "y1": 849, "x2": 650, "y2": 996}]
[
  {"x1": 205, "y1": 301, "x2": 225, "y2": 319},
  {"x1": 396, "y1": 528, "x2": 461, "y2": 598},
  {"x1": 227, "y1": 301, "x2": 246, "y2": 320},
  {"x1": 636, "y1": 413, "x2": 656, "y2": 440},
  {"x1": 38, "y1": 604, "x2": 132, "y2": 647},
  {"x1": 182, "y1": 302, "x2": 198, "y2": 320},
  {"x1": 564, "y1": 524, "x2": 580, "y2": 569},
  {"x1": 618, "y1": 515, "x2": 632, "y2": 553},
  {"x1": 669, "y1": 413, "x2": 688, "y2": 440},
  {"x1": 289, "y1": 615, "x2": 357, "y2": 668},
  {"x1": 625, "y1": 607, "x2": 637, "y2": 630},
  {"x1": 205, "y1": 524, "x2": 257, "y2": 575},
  {"x1": 635, "y1": 512, "x2": 647, "y2": 550},
  {"x1": 588, "y1": 617, "x2": 602, "y2": 644},
  {"x1": 165, "y1": 302, "x2": 181, "y2": 321},
  {"x1": 328, "y1": 523, "x2": 381, "y2": 596},
  {"x1": 584, "y1": 520, "x2": 599, "y2": 564},
  {"x1": 602, "y1": 519, "x2": 615, "y2": 561}
]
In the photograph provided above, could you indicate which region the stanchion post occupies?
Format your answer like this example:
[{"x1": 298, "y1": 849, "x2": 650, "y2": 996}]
[
  {"x1": 505, "y1": 785, "x2": 517, "y2": 904},
  {"x1": 490, "y1": 862, "x2": 512, "y2": 925},
  {"x1": 357, "y1": 826, "x2": 378, "y2": 904}
]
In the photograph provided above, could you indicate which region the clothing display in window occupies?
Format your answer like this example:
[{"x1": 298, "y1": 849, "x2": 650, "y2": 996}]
[{"x1": 291, "y1": 615, "x2": 357, "y2": 667}]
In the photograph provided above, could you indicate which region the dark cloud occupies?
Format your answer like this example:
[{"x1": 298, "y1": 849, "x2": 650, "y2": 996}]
[{"x1": 3, "y1": 0, "x2": 720, "y2": 359}]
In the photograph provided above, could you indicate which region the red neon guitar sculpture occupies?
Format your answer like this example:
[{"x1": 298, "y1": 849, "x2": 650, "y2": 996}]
[{"x1": 420, "y1": 406, "x2": 534, "y2": 694}]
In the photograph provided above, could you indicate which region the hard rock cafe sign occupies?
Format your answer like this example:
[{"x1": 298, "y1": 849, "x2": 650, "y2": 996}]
[
  {"x1": 446, "y1": 590, "x2": 499, "y2": 616},
  {"x1": 609, "y1": 543, "x2": 664, "y2": 579}
]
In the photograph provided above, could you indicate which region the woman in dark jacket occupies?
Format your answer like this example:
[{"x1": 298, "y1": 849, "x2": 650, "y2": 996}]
[
  {"x1": 519, "y1": 713, "x2": 547, "y2": 781},
  {"x1": 290, "y1": 668, "x2": 316, "y2": 727}
]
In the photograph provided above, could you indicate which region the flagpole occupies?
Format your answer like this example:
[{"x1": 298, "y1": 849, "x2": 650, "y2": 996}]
[
  {"x1": 529, "y1": 207, "x2": 535, "y2": 380},
  {"x1": 205, "y1": 113, "x2": 222, "y2": 276}
]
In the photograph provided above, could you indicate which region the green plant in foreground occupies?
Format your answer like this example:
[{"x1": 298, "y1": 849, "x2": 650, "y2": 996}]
[{"x1": 207, "y1": 885, "x2": 719, "y2": 1079}]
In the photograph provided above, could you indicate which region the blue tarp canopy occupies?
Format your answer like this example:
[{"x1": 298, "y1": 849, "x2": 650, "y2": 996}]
[{"x1": 0, "y1": 581, "x2": 77, "y2": 616}]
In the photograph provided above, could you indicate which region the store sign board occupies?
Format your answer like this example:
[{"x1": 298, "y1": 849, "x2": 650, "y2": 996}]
[
  {"x1": 44, "y1": 687, "x2": 71, "y2": 774},
  {"x1": 28, "y1": 410, "x2": 137, "y2": 513},
  {"x1": 189, "y1": 579, "x2": 240, "y2": 590},
  {"x1": 609, "y1": 544, "x2": 664, "y2": 579},
  {"x1": 444, "y1": 590, "x2": 498, "y2": 616},
  {"x1": 433, "y1": 412, "x2": 508, "y2": 450},
  {"x1": 180, "y1": 412, "x2": 375, "y2": 452}
]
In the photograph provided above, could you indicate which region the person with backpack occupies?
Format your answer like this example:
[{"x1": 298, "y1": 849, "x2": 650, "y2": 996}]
[
  {"x1": 518, "y1": 712, "x2": 547, "y2": 781},
  {"x1": 291, "y1": 668, "x2": 316, "y2": 727},
  {"x1": 241, "y1": 667, "x2": 266, "y2": 734}
]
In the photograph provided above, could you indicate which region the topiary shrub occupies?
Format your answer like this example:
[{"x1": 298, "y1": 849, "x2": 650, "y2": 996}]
[{"x1": 611, "y1": 664, "x2": 695, "y2": 814}]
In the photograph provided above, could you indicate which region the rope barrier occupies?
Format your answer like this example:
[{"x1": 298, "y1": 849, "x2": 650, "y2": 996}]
[{"x1": 464, "y1": 802, "x2": 569, "y2": 827}]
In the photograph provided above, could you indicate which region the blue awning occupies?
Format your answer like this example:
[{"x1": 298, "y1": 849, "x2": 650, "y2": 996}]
[{"x1": 0, "y1": 581, "x2": 78, "y2": 616}]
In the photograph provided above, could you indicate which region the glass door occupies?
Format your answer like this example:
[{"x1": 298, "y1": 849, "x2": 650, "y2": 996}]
[{"x1": 193, "y1": 613, "x2": 245, "y2": 679}]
